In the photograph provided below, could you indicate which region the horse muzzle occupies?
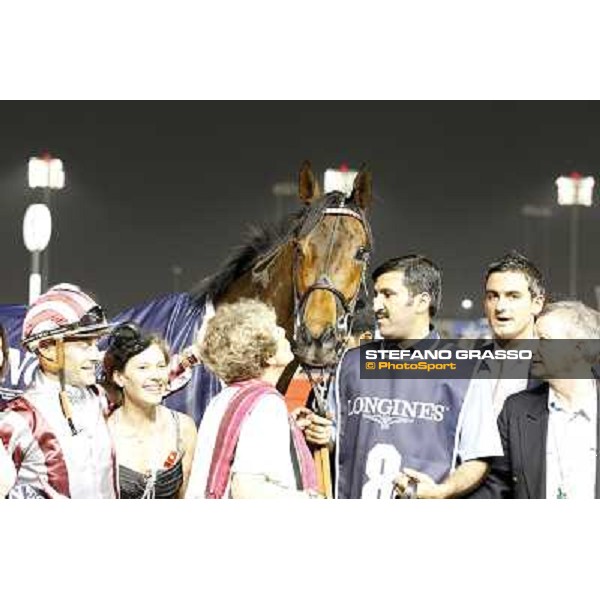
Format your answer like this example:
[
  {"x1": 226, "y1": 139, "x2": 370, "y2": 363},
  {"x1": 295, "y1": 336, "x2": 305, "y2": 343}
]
[{"x1": 293, "y1": 324, "x2": 341, "y2": 368}]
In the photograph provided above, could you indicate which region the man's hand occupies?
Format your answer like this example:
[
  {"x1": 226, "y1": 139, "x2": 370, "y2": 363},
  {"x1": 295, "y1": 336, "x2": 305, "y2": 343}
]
[
  {"x1": 393, "y1": 468, "x2": 450, "y2": 499},
  {"x1": 292, "y1": 407, "x2": 333, "y2": 447}
]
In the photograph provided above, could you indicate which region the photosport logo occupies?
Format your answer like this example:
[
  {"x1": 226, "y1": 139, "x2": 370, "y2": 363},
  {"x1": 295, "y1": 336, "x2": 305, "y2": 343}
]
[{"x1": 358, "y1": 340, "x2": 550, "y2": 380}]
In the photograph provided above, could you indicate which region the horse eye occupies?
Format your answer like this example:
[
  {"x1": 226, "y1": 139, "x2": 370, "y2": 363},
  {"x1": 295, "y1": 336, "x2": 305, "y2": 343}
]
[{"x1": 355, "y1": 247, "x2": 370, "y2": 262}]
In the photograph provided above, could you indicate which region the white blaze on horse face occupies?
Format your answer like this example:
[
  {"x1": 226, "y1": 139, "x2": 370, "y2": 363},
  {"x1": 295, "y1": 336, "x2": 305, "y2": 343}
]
[{"x1": 298, "y1": 215, "x2": 366, "y2": 340}]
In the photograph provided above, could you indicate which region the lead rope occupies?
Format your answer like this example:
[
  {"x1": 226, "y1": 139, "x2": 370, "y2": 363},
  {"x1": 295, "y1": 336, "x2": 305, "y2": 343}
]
[{"x1": 303, "y1": 366, "x2": 333, "y2": 416}]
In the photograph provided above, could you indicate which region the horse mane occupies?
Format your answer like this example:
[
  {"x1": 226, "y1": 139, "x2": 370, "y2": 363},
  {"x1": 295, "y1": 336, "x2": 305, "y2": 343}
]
[
  {"x1": 191, "y1": 207, "x2": 307, "y2": 303},
  {"x1": 191, "y1": 192, "x2": 353, "y2": 304}
]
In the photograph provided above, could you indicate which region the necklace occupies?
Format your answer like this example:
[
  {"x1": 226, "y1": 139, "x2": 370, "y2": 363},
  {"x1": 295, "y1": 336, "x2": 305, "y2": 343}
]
[{"x1": 113, "y1": 408, "x2": 163, "y2": 476}]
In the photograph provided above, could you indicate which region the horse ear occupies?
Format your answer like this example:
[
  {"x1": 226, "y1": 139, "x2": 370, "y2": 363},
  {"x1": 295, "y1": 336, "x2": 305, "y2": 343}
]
[
  {"x1": 298, "y1": 160, "x2": 320, "y2": 205},
  {"x1": 352, "y1": 164, "x2": 372, "y2": 208}
]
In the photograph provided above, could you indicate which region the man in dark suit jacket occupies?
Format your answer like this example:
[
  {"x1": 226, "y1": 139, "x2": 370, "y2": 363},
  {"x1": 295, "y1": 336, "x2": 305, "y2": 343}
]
[{"x1": 475, "y1": 300, "x2": 600, "y2": 499}]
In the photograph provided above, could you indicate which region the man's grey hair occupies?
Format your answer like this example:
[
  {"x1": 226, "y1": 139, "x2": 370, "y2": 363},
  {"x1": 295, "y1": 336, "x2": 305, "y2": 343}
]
[{"x1": 540, "y1": 301, "x2": 600, "y2": 362}]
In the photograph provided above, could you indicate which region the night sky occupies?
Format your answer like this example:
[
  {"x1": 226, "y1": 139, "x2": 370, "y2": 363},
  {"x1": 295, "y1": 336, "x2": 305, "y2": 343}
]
[{"x1": 1, "y1": 101, "x2": 599, "y2": 318}]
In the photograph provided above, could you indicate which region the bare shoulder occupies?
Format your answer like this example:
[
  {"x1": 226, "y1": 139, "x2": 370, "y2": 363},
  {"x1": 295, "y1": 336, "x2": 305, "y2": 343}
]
[{"x1": 177, "y1": 411, "x2": 198, "y2": 441}]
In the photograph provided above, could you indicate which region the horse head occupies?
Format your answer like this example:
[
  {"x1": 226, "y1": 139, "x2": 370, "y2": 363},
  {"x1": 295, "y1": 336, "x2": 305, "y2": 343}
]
[
  {"x1": 194, "y1": 161, "x2": 373, "y2": 373},
  {"x1": 292, "y1": 162, "x2": 373, "y2": 368}
]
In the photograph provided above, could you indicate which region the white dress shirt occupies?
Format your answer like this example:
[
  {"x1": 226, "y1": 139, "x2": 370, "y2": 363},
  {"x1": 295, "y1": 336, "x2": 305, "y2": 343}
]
[{"x1": 546, "y1": 381, "x2": 597, "y2": 499}]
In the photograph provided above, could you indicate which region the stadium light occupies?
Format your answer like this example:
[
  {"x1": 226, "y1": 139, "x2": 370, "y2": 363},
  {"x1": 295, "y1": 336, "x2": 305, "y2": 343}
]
[
  {"x1": 23, "y1": 204, "x2": 52, "y2": 303},
  {"x1": 555, "y1": 172, "x2": 594, "y2": 297},
  {"x1": 28, "y1": 156, "x2": 65, "y2": 189},
  {"x1": 556, "y1": 173, "x2": 594, "y2": 207},
  {"x1": 461, "y1": 298, "x2": 473, "y2": 311},
  {"x1": 27, "y1": 153, "x2": 65, "y2": 294},
  {"x1": 324, "y1": 164, "x2": 358, "y2": 197}
]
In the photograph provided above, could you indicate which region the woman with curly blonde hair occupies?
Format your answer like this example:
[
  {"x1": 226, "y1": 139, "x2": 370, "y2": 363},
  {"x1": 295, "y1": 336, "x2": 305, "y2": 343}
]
[{"x1": 186, "y1": 299, "x2": 319, "y2": 499}]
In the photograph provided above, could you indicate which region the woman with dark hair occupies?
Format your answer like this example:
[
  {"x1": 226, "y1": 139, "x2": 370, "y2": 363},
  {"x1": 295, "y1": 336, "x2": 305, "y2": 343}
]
[{"x1": 103, "y1": 323, "x2": 197, "y2": 499}]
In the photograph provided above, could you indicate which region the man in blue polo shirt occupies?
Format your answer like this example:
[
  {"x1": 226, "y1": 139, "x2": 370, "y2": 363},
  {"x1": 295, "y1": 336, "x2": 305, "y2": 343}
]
[{"x1": 305, "y1": 255, "x2": 502, "y2": 499}]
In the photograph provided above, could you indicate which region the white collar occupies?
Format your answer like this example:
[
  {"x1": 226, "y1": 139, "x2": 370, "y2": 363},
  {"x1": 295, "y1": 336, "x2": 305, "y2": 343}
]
[{"x1": 548, "y1": 380, "x2": 597, "y2": 419}]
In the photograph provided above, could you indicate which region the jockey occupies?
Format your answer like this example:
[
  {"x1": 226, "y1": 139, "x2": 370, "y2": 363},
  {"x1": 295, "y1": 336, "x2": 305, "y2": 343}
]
[{"x1": 0, "y1": 283, "x2": 117, "y2": 499}]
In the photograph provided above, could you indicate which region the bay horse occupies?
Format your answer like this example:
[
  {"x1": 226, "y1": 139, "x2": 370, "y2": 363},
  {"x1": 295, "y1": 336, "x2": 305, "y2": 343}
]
[
  {"x1": 196, "y1": 161, "x2": 373, "y2": 369},
  {"x1": 0, "y1": 162, "x2": 373, "y2": 427},
  {"x1": 165, "y1": 160, "x2": 373, "y2": 422}
]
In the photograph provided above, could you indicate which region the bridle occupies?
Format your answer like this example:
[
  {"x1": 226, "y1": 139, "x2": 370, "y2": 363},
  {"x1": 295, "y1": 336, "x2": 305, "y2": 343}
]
[
  {"x1": 248, "y1": 191, "x2": 373, "y2": 414},
  {"x1": 292, "y1": 192, "x2": 373, "y2": 370}
]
